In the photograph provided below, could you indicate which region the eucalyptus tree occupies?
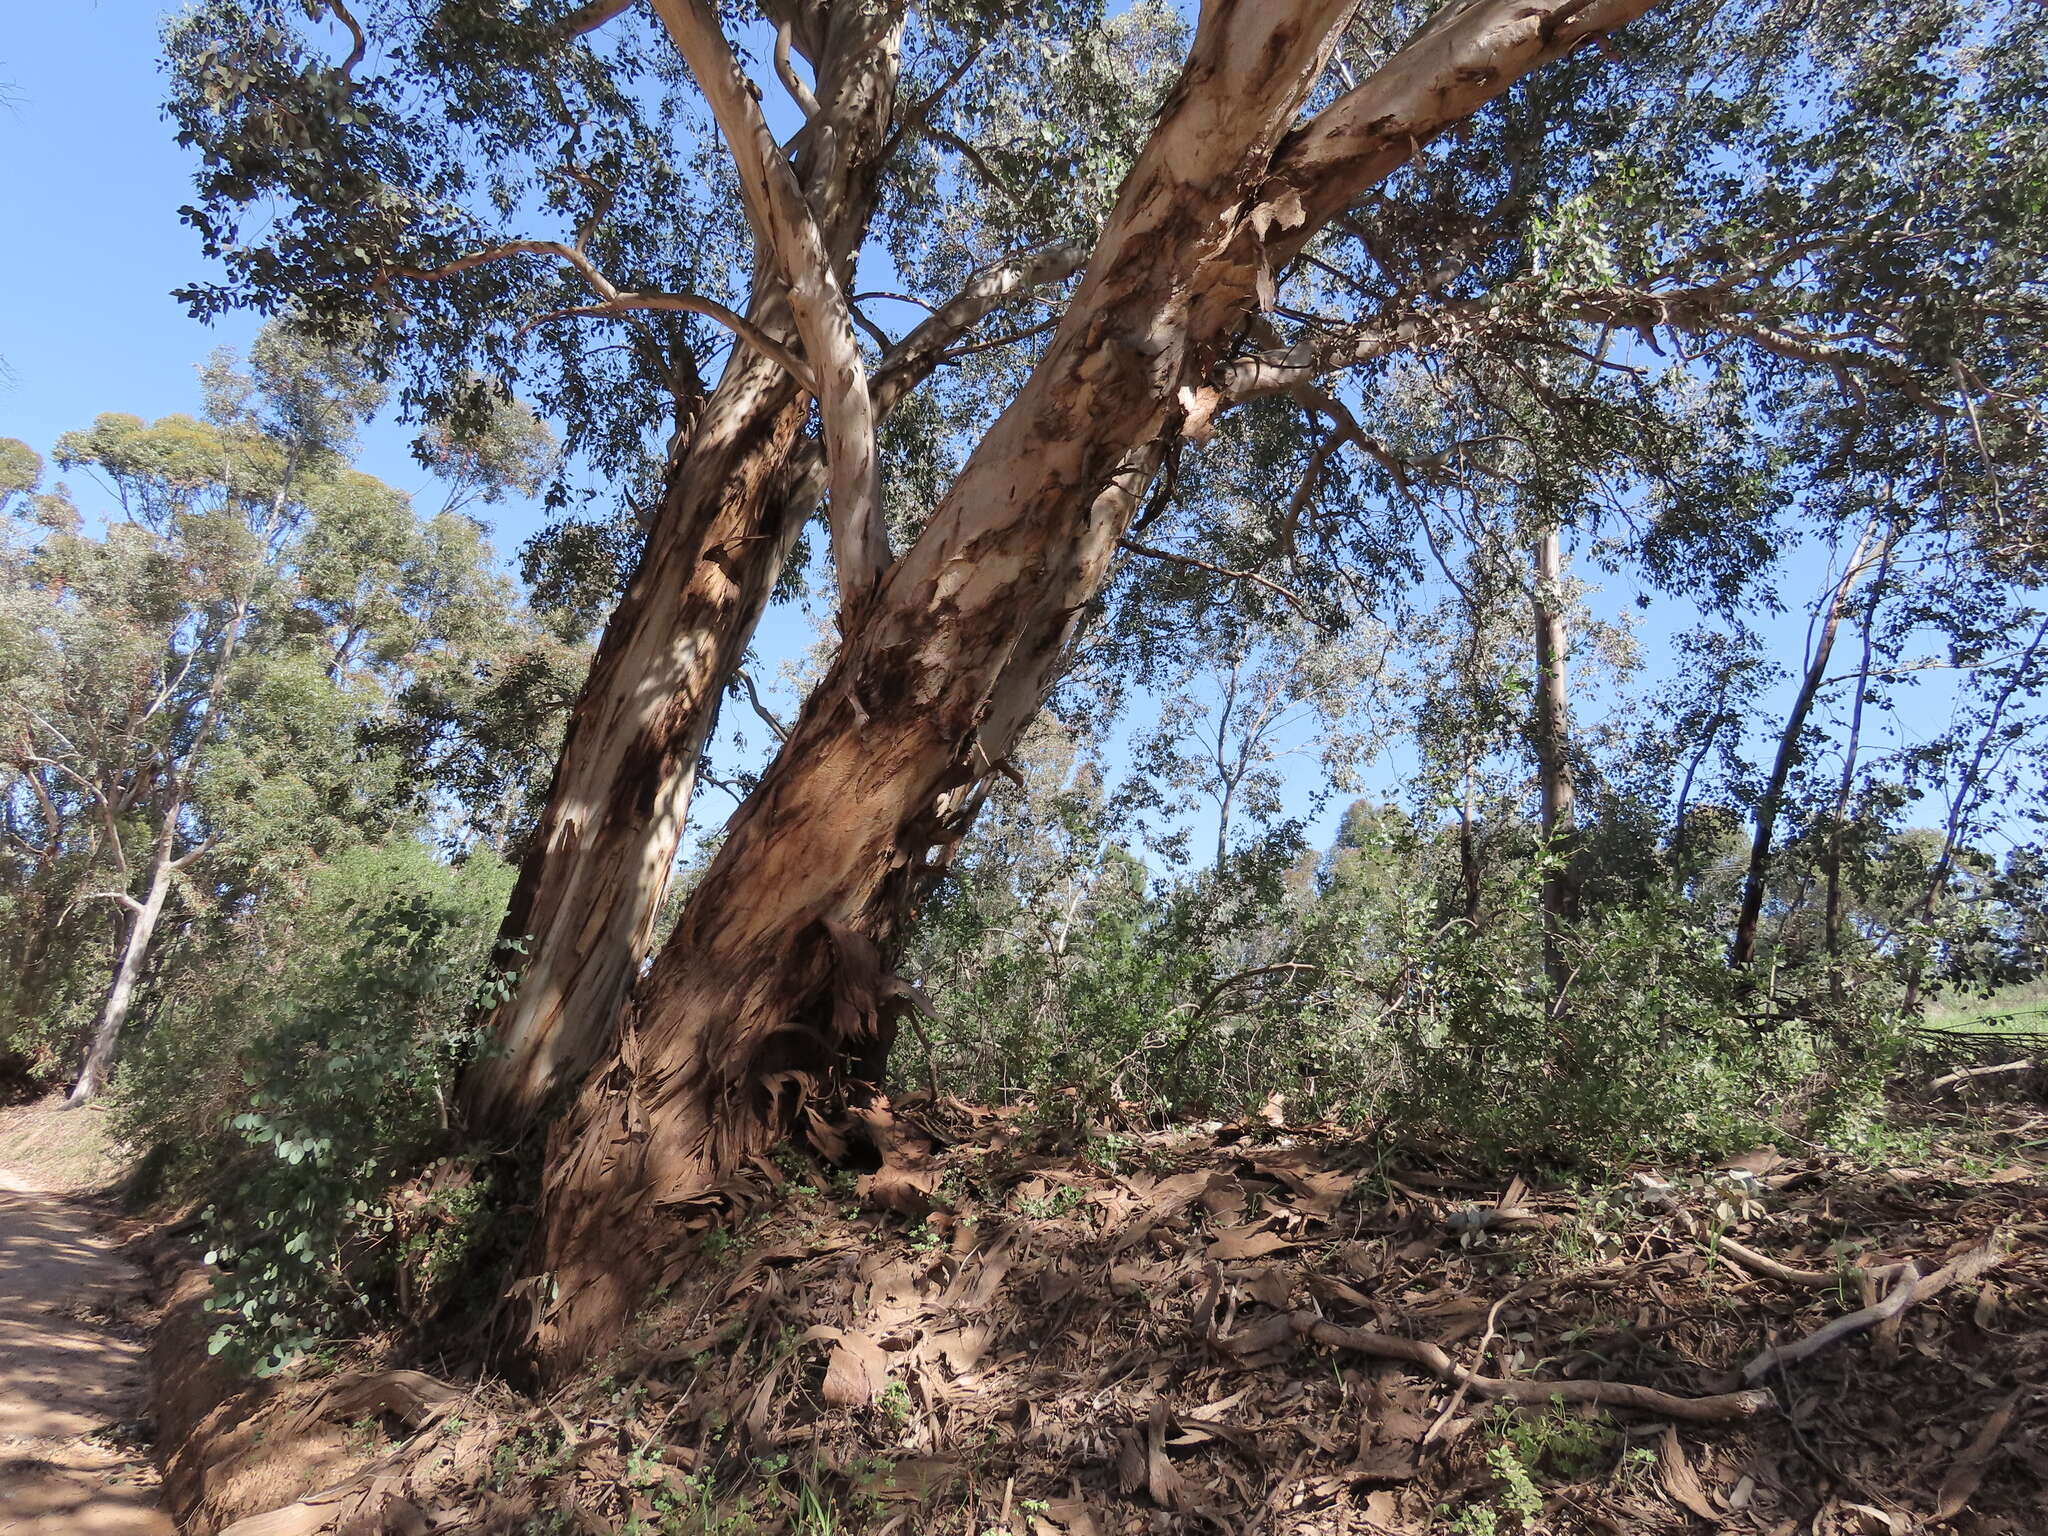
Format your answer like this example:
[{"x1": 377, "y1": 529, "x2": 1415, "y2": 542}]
[
  {"x1": 0, "y1": 328, "x2": 539, "y2": 1101},
  {"x1": 169, "y1": 0, "x2": 1141, "y2": 1128},
  {"x1": 170, "y1": 0, "x2": 2048, "y2": 1371}
]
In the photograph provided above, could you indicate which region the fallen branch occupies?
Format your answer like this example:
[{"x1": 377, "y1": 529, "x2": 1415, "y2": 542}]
[
  {"x1": 1930, "y1": 1059, "x2": 2037, "y2": 1092},
  {"x1": 1215, "y1": 1310, "x2": 1773, "y2": 1423},
  {"x1": 1874, "y1": 1235, "x2": 2012, "y2": 1357},
  {"x1": 1709, "y1": 1236, "x2": 1904, "y2": 1290},
  {"x1": 1740, "y1": 1262, "x2": 1919, "y2": 1385}
]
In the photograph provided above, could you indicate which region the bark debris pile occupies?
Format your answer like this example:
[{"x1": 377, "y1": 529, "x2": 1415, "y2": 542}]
[{"x1": 161, "y1": 1093, "x2": 2048, "y2": 1535}]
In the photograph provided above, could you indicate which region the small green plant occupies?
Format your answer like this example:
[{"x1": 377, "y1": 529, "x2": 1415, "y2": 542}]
[{"x1": 877, "y1": 1379, "x2": 913, "y2": 1424}]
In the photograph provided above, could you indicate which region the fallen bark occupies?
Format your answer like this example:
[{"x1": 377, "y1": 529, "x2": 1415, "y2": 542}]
[{"x1": 1217, "y1": 1309, "x2": 1775, "y2": 1423}]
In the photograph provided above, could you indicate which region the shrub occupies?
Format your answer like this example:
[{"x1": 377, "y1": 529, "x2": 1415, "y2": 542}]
[{"x1": 115, "y1": 838, "x2": 512, "y2": 1373}]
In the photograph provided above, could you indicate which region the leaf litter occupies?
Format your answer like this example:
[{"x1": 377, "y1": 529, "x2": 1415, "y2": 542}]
[{"x1": 175, "y1": 1094, "x2": 2048, "y2": 1535}]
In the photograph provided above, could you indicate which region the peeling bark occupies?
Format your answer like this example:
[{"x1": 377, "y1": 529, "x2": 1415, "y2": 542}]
[
  {"x1": 460, "y1": 6, "x2": 908, "y2": 1132},
  {"x1": 529, "y1": 0, "x2": 1663, "y2": 1372}
]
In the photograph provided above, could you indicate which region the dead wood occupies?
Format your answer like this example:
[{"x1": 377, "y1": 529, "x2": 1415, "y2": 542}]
[
  {"x1": 1930, "y1": 1059, "x2": 2038, "y2": 1092},
  {"x1": 1710, "y1": 1235, "x2": 1904, "y2": 1290},
  {"x1": 1214, "y1": 1309, "x2": 1775, "y2": 1422},
  {"x1": 1739, "y1": 1262, "x2": 1921, "y2": 1384}
]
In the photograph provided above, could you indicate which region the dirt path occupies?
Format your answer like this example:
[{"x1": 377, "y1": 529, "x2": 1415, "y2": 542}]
[{"x1": 0, "y1": 1167, "x2": 174, "y2": 1535}]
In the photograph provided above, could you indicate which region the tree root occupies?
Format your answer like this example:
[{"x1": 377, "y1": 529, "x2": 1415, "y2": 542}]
[
  {"x1": 1739, "y1": 1263, "x2": 1921, "y2": 1385},
  {"x1": 1730, "y1": 1231, "x2": 2015, "y2": 1385},
  {"x1": 1213, "y1": 1309, "x2": 1774, "y2": 1423}
]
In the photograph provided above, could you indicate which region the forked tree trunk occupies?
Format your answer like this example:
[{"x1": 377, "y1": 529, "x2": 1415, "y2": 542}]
[
  {"x1": 1530, "y1": 524, "x2": 1576, "y2": 991},
  {"x1": 1730, "y1": 516, "x2": 1885, "y2": 969},
  {"x1": 460, "y1": 6, "x2": 906, "y2": 1132},
  {"x1": 527, "y1": 0, "x2": 1661, "y2": 1371}
]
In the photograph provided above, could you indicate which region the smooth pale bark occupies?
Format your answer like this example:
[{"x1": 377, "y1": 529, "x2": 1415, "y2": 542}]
[
  {"x1": 529, "y1": 0, "x2": 1664, "y2": 1371},
  {"x1": 1730, "y1": 518, "x2": 1886, "y2": 969},
  {"x1": 649, "y1": 0, "x2": 893, "y2": 621},
  {"x1": 65, "y1": 846, "x2": 172, "y2": 1106},
  {"x1": 1531, "y1": 525, "x2": 1576, "y2": 991}
]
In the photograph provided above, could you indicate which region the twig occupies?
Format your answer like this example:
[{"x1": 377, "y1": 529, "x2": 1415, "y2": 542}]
[{"x1": 1422, "y1": 1291, "x2": 1508, "y2": 1444}]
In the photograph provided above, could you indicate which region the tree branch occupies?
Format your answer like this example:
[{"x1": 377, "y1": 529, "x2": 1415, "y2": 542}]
[
  {"x1": 773, "y1": 18, "x2": 820, "y2": 119},
  {"x1": 649, "y1": 0, "x2": 891, "y2": 625},
  {"x1": 870, "y1": 241, "x2": 1089, "y2": 413},
  {"x1": 388, "y1": 240, "x2": 815, "y2": 390},
  {"x1": 1117, "y1": 539, "x2": 1322, "y2": 624}
]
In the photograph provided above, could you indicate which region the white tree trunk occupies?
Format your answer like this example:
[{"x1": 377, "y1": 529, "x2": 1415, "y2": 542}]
[{"x1": 67, "y1": 851, "x2": 172, "y2": 1106}]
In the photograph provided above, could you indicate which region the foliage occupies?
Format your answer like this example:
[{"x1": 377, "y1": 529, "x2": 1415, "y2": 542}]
[
  {"x1": 0, "y1": 322, "x2": 573, "y2": 1091},
  {"x1": 114, "y1": 839, "x2": 514, "y2": 1373}
]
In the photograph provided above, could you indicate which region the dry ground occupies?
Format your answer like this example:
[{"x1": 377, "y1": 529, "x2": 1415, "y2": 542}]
[
  {"x1": 0, "y1": 1096, "x2": 173, "y2": 1536},
  {"x1": 155, "y1": 1072, "x2": 2048, "y2": 1536}
]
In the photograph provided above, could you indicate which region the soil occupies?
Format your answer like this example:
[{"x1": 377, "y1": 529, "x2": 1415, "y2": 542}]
[
  {"x1": 136, "y1": 1075, "x2": 2048, "y2": 1535},
  {"x1": 0, "y1": 1159, "x2": 173, "y2": 1535}
]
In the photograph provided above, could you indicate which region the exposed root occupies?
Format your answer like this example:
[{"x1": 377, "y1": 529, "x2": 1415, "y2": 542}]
[{"x1": 1740, "y1": 1262, "x2": 1922, "y2": 1384}]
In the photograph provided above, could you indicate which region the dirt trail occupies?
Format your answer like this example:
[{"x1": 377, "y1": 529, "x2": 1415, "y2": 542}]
[{"x1": 0, "y1": 1167, "x2": 173, "y2": 1536}]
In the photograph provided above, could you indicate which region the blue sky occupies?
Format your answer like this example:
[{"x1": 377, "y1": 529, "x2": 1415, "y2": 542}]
[
  {"x1": 1, "y1": 2, "x2": 2012, "y2": 876},
  {"x1": 0, "y1": 4, "x2": 554, "y2": 542}
]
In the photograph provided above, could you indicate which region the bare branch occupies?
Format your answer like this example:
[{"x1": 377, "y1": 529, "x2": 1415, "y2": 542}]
[
  {"x1": 871, "y1": 241, "x2": 1089, "y2": 413},
  {"x1": 555, "y1": 0, "x2": 636, "y2": 40},
  {"x1": 320, "y1": 0, "x2": 367, "y2": 77},
  {"x1": 650, "y1": 0, "x2": 891, "y2": 622},
  {"x1": 169, "y1": 833, "x2": 217, "y2": 872},
  {"x1": 1117, "y1": 538, "x2": 1323, "y2": 624},
  {"x1": 773, "y1": 19, "x2": 820, "y2": 118},
  {"x1": 1262, "y1": 0, "x2": 1661, "y2": 267},
  {"x1": 76, "y1": 890, "x2": 145, "y2": 915},
  {"x1": 388, "y1": 240, "x2": 815, "y2": 389},
  {"x1": 879, "y1": 41, "x2": 988, "y2": 168},
  {"x1": 736, "y1": 670, "x2": 791, "y2": 743}
]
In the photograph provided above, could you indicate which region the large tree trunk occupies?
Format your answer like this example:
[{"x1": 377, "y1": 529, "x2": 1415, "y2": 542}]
[
  {"x1": 525, "y1": 0, "x2": 1661, "y2": 1372},
  {"x1": 1729, "y1": 516, "x2": 1885, "y2": 969},
  {"x1": 459, "y1": 6, "x2": 907, "y2": 1132},
  {"x1": 1530, "y1": 524, "x2": 1576, "y2": 990},
  {"x1": 67, "y1": 832, "x2": 175, "y2": 1106},
  {"x1": 458, "y1": 340, "x2": 816, "y2": 1131}
]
